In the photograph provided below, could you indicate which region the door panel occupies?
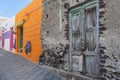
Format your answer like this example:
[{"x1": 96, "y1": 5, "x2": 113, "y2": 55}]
[
  {"x1": 85, "y1": 8, "x2": 96, "y2": 51},
  {"x1": 84, "y1": 8, "x2": 99, "y2": 77},
  {"x1": 71, "y1": 10, "x2": 84, "y2": 72}
]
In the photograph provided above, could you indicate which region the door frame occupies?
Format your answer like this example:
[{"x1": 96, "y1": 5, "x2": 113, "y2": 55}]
[
  {"x1": 68, "y1": 0, "x2": 100, "y2": 78},
  {"x1": 17, "y1": 26, "x2": 23, "y2": 52}
]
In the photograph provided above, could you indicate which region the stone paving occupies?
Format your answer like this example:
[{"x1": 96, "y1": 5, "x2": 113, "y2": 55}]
[{"x1": 0, "y1": 49, "x2": 67, "y2": 80}]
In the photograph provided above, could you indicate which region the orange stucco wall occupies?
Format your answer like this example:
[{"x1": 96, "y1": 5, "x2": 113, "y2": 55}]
[{"x1": 15, "y1": 0, "x2": 42, "y2": 63}]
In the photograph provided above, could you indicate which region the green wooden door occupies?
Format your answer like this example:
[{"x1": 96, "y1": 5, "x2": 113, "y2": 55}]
[{"x1": 69, "y1": 0, "x2": 99, "y2": 78}]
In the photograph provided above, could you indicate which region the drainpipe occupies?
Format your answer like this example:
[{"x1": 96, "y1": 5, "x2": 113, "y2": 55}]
[
  {"x1": 71, "y1": 0, "x2": 73, "y2": 6},
  {"x1": 59, "y1": 0, "x2": 62, "y2": 32}
]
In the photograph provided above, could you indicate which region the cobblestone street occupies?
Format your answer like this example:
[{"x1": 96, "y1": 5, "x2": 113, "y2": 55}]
[{"x1": 0, "y1": 49, "x2": 66, "y2": 80}]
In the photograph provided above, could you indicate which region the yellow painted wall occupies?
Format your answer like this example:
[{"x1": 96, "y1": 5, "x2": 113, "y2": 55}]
[{"x1": 15, "y1": 0, "x2": 42, "y2": 63}]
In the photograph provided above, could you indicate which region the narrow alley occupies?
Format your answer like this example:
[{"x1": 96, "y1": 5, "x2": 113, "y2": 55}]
[{"x1": 0, "y1": 0, "x2": 120, "y2": 80}]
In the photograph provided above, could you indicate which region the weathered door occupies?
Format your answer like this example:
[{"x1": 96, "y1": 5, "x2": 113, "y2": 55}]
[{"x1": 69, "y1": 0, "x2": 99, "y2": 78}]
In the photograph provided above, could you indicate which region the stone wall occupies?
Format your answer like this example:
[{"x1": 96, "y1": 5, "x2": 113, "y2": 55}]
[
  {"x1": 40, "y1": 0, "x2": 88, "y2": 69},
  {"x1": 40, "y1": 0, "x2": 69, "y2": 69},
  {"x1": 99, "y1": 0, "x2": 120, "y2": 80},
  {"x1": 40, "y1": 0, "x2": 120, "y2": 79}
]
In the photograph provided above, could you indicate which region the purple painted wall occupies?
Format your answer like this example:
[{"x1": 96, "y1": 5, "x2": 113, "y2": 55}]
[
  {"x1": 2, "y1": 32, "x2": 4, "y2": 48},
  {"x1": 3, "y1": 31, "x2": 10, "y2": 39},
  {"x1": 10, "y1": 28, "x2": 13, "y2": 51}
]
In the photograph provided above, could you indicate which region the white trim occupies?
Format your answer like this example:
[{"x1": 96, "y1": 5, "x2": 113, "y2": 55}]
[
  {"x1": 0, "y1": 16, "x2": 9, "y2": 20},
  {"x1": 59, "y1": 0, "x2": 62, "y2": 32}
]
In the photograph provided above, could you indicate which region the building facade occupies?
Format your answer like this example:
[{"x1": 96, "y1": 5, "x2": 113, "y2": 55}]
[
  {"x1": 15, "y1": 0, "x2": 42, "y2": 63},
  {"x1": 0, "y1": 17, "x2": 9, "y2": 25},
  {"x1": 0, "y1": 17, "x2": 9, "y2": 48},
  {"x1": 2, "y1": 17, "x2": 15, "y2": 52},
  {"x1": 3, "y1": 0, "x2": 119, "y2": 79},
  {"x1": 40, "y1": 0, "x2": 120, "y2": 80}
]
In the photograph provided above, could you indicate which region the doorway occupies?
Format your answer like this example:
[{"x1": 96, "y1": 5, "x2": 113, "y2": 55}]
[
  {"x1": 69, "y1": 0, "x2": 99, "y2": 78},
  {"x1": 18, "y1": 27, "x2": 23, "y2": 53}
]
